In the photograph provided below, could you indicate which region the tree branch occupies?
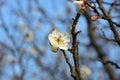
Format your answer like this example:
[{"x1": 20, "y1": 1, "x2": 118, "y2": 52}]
[
  {"x1": 71, "y1": 13, "x2": 82, "y2": 80},
  {"x1": 61, "y1": 50, "x2": 77, "y2": 80},
  {"x1": 84, "y1": 12, "x2": 117, "y2": 80},
  {"x1": 96, "y1": 0, "x2": 120, "y2": 45},
  {"x1": 86, "y1": 2, "x2": 120, "y2": 27},
  {"x1": 99, "y1": 60, "x2": 120, "y2": 69}
]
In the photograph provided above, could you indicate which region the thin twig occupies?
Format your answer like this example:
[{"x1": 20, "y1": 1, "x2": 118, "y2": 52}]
[
  {"x1": 108, "y1": 0, "x2": 117, "y2": 14},
  {"x1": 86, "y1": 2, "x2": 120, "y2": 27},
  {"x1": 96, "y1": 0, "x2": 120, "y2": 45},
  {"x1": 98, "y1": 60, "x2": 120, "y2": 69},
  {"x1": 61, "y1": 50, "x2": 77, "y2": 80}
]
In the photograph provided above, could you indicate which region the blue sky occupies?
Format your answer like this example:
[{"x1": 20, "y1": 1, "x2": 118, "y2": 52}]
[{"x1": 0, "y1": 0, "x2": 120, "y2": 80}]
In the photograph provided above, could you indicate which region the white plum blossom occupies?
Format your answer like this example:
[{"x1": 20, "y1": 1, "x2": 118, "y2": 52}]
[
  {"x1": 48, "y1": 29, "x2": 70, "y2": 52},
  {"x1": 73, "y1": 0, "x2": 88, "y2": 14},
  {"x1": 79, "y1": 65, "x2": 92, "y2": 79}
]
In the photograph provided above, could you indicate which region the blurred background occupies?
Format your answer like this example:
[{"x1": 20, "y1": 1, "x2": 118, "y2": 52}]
[{"x1": 0, "y1": 0, "x2": 120, "y2": 80}]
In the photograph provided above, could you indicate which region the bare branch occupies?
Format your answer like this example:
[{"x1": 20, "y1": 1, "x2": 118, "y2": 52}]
[
  {"x1": 84, "y1": 12, "x2": 117, "y2": 80},
  {"x1": 98, "y1": 59, "x2": 120, "y2": 69},
  {"x1": 71, "y1": 13, "x2": 82, "y2": 80},
  {"x1": 86, "y1": 2, "x2": 120, "y2": 27},
  {"x1": 61, "y1": 50, "x2": 77, "y2": 80}
]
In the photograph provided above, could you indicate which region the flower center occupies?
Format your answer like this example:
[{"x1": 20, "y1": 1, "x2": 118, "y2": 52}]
[{"x1": 56, "y1": 36, "x2": 62, "y2": 44}]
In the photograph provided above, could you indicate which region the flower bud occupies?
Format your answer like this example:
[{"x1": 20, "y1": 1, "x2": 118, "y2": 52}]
[
  {"x1": 90, "y1": 3, "x2": 96, "y2": 8},
  {"x1": 73, "y1": 0, "x2": 88, "y2": 14},
  {"x1": 91, "y1": 15, "x2": 101, "y2": 21}
]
